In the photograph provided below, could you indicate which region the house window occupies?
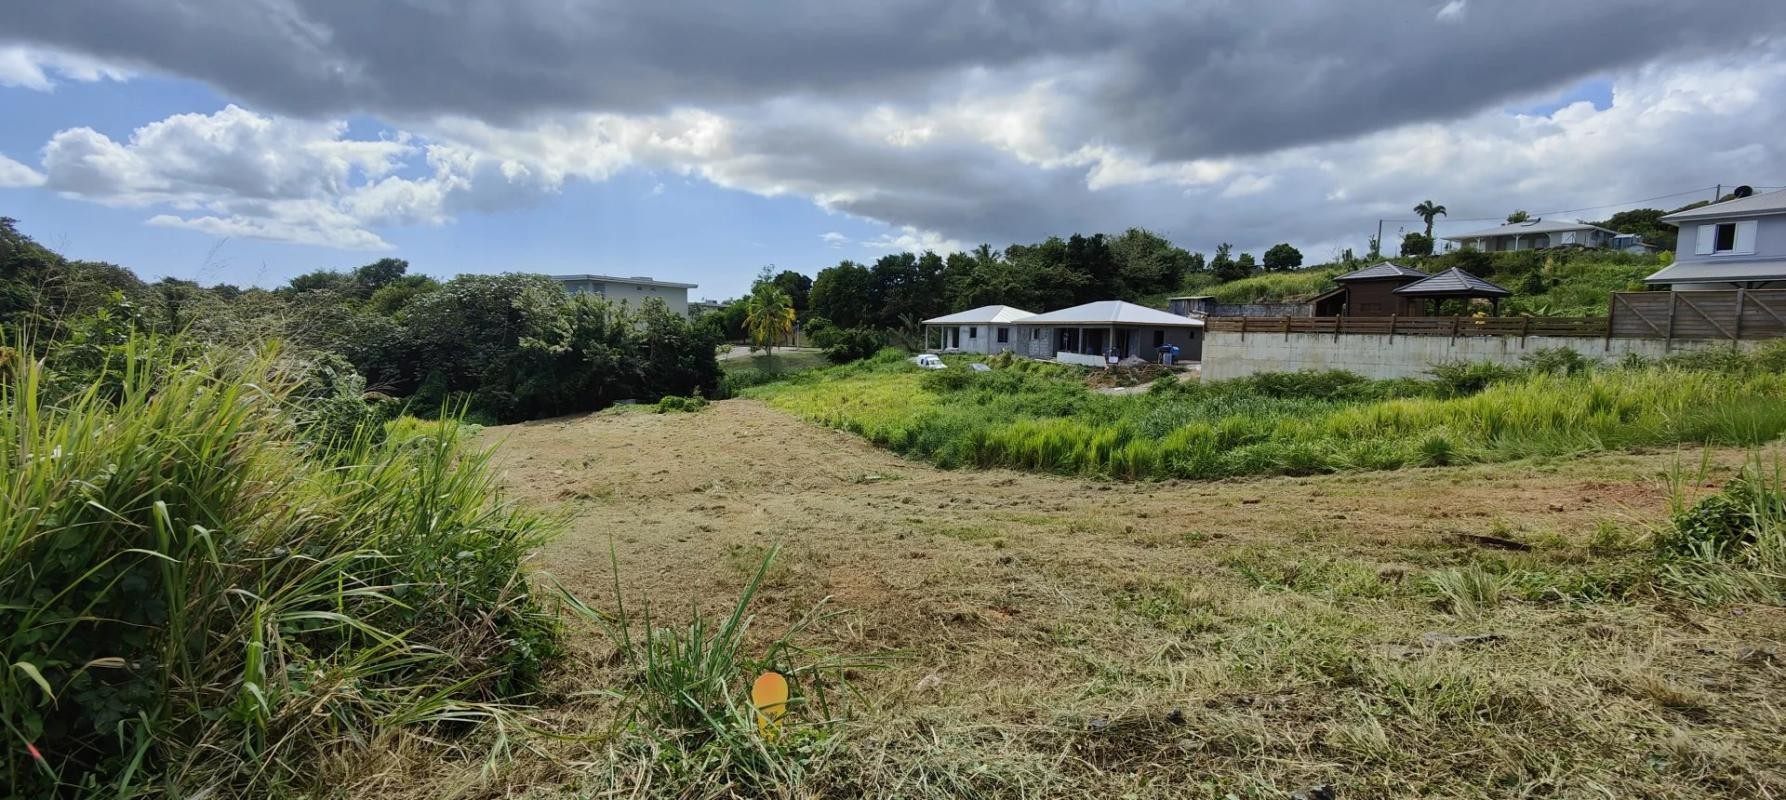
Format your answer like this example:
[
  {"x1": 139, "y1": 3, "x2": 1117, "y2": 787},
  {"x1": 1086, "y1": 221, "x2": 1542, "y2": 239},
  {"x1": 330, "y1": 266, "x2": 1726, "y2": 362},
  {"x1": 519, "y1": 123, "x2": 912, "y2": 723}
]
[
  {"x1": 1031, "y1": 329, "x2": 1040, "y2": 340},
  {"x1": 996, "y1": 327, "x2": 1009, "y2": 343},
  {"x1": 968, "y1": 326, "x2": 977, "y2": 339},
  {"x1": 1699, "y1": 221, "x2": 1757, "y2": 256},
  {"x1": 1152, "y1": 330, "x2": 1166, "y2": 348}
]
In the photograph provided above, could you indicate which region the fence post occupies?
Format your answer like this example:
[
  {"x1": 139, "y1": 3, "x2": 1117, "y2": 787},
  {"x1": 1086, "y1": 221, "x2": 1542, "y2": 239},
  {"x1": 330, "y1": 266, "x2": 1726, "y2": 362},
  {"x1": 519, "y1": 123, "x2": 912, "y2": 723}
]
[
  {"x1": 1733, "y1": 286, "x2": 1746, "y2": 349},
  {"x1": 1665, "y1": 292, "x2": 1678, "y2": 352},
  {"x1": 1239, "y1": 316, "x2": 1248, "y2": 341},
  {"x1": 1605, "y1": 294, "x2": 1615, "y2": 351},
  {"x1": 1283, "y1": 315, "x2": 1291, "y2": 341},
  {"x1": 1520, "y1": 315, "x2": 1531, "y2": 344},
  {"x1": 1388, "y1": 314, "x2": 1397, "y2": 341},
  {"x1": 1450, "y1": 315, "x2": 1461, "y2": 345},
  {"x1": 1334, "y1": 315, "x2": 1344, "y2": 342}
]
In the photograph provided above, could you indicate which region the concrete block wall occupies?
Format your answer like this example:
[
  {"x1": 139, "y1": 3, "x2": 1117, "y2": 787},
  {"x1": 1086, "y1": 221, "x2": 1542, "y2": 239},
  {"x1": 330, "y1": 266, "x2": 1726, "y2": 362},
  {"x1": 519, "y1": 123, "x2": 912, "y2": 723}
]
[{"x1": 1201, "y1": 331, "x2": 1755, "y2": 381}]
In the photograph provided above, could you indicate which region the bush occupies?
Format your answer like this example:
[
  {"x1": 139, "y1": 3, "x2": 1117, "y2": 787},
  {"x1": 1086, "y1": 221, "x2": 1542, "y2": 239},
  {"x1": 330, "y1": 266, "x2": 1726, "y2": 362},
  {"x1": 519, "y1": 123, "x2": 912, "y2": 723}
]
[
  {"x1": 823, "y1": 327, "x2": 887, "y2": 364},
  {"x1": 1519, "y1": 346, "x2": 1590, "y2": 376},
  {"x1": 656, "y1": 394, "x2": 710, "y2": 413},
  {"x1": 1660, "y1": 469, "x2": 1785, "y2": 561},
  {"x1": 1427, "y1": 360, "x2": 1520, "y2": 396},
  {"x1": 919, "y1": 366, "x2": 977, "y2": 393},
  {"x1": 1, "y1": 336, "x2": 557, "y2": 796}
]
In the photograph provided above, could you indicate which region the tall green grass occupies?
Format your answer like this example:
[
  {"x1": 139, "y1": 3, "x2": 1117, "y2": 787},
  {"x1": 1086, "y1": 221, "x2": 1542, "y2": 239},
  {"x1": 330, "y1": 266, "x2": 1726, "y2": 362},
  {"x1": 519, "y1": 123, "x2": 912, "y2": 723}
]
[
  {"x1": 748, "y1": 346, "x2": 1786, "y2": 481},
  {"x1": 561, "y1": 545, "x2": 877, "y2": 796},
  {"x1": 1, "y1": 337, "x2": 556, "y2": 796}
]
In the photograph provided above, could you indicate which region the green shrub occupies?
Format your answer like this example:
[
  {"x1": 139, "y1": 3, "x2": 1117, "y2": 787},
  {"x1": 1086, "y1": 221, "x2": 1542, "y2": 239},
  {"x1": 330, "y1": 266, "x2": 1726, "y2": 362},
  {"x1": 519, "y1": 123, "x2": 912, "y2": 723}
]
[
  {"x1": 1427, "y1": 360, "x2": 1520, "y2": 396},
  {"x1": 919, "y1": 366, "x2": 976, "y2": 393},
  {"x1": 1, "y1": 336, "x2": 557, "y2": 796},
  {"x1": 823, "y1": 328, "x2": 887, "y2": 364},
  {"x1": 1660, "y1": 469, "x2": 1785, "y2": 561},
  {"x1": 656, "y1": 394, "x2": 711, "y2": 413},
  {"x1": 1519, "y1": 346, "x2": 1590, "y2": 376}
]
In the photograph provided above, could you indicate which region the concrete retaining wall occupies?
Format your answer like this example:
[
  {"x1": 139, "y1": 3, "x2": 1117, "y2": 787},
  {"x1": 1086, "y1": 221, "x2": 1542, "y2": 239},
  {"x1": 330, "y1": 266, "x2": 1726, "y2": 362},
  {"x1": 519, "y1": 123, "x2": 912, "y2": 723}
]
[{"x1": 1202, "y1": 331, "x2": 1755, "y2": 381}]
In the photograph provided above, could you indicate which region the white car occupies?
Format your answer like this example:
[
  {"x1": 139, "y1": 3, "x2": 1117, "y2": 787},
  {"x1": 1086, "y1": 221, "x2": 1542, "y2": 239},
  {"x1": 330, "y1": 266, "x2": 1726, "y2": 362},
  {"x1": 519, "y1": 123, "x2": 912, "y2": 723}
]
[{"x1": 912, "y1": 354, "x2": 946, "y2": 370}]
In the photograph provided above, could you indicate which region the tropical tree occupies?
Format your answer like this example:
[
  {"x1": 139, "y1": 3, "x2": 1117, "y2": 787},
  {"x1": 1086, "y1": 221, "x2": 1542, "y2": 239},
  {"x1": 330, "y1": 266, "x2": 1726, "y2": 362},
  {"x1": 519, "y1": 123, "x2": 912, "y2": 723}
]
[
  {"x1": 1413, "y1": 200, "x2": 1448, "y2": 237},
  {"x1": 1505, "y1": 210, "x2": 1530, "y2": 224},
  {"x1": 744, "y1": 284, "x2": 796, "y2": 358},
  {"x1": 1262, "y1": 242, "x2": 1303, "y2": 272}
]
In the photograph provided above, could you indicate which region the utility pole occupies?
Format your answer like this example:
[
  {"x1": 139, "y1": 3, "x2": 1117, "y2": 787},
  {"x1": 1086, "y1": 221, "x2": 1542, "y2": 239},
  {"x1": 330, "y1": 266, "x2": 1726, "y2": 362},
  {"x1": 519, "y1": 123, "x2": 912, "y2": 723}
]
[
  {"x1": 1715, "y1": 184, "x2": 1722, "y2": 202},
  {"x1": 1375, "y1": 219, "x2": 1384, "y2": 258}
]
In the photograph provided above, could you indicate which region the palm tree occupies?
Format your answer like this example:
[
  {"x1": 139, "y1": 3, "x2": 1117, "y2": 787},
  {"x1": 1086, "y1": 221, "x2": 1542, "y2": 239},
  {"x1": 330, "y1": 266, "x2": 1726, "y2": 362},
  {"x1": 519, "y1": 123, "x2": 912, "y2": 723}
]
[
  {"x1": 744, "y1": 284, "x2": 796, "y2": 361},
  {"x1": 1413, "y1": 200, "x2": 1448, "y2": 238}
]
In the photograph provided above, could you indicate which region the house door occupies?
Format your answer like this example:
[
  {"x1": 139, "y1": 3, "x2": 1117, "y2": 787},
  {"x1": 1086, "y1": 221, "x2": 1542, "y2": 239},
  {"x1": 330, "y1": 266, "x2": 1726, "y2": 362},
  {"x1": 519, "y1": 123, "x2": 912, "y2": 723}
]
[{"x1": 949, "y1": 327, "x2": 959, "y2": 348}]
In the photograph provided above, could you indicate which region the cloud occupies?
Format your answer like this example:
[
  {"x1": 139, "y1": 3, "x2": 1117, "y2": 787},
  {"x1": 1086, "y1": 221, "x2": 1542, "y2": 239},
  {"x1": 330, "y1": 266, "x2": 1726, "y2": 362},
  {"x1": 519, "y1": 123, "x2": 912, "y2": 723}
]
[
  {"x1": 4, "y1": 4, "x2": 1786, "y2": 265},
  {"x1": 8, "y1": 1, "x2": 1786, "y2": 160},
  {"x1": 0, "y1": 46, "x2": 129, "y2": 91},
  {"x1": 32, "y1": 105, "x2": 463, "y2": 248},
  {"x1": 0, "y1": 153, "x2": 45, "y2": 187},
  {"x1": 819, "y1": 231, "x2": 849, "y2": 247}
]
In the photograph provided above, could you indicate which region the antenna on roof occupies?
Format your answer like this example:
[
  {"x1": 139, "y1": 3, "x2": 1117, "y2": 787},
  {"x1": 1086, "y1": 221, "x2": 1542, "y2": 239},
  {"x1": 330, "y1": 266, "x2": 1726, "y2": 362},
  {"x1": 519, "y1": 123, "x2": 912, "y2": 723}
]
[{"x1": 1733, "y1": 185, "x2": 1755, "y2": 199}]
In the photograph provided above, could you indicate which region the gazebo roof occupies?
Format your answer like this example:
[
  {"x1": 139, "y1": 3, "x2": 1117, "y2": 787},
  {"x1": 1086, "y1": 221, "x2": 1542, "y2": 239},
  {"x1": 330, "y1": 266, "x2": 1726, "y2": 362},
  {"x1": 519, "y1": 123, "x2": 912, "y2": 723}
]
[
  {"x1": 1393, "y1": 267, "x2": 1512, "y2": 298},
  {"x1": 1332, "y1": 261, "x2": 1429, "y2": 282}
]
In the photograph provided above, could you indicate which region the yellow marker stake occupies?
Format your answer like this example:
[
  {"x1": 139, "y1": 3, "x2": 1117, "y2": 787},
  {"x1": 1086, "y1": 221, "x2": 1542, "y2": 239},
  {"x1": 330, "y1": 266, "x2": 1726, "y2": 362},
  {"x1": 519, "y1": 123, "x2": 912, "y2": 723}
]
[{"x1": 752, "y1": 671, "x2": 789, "y2": 739}]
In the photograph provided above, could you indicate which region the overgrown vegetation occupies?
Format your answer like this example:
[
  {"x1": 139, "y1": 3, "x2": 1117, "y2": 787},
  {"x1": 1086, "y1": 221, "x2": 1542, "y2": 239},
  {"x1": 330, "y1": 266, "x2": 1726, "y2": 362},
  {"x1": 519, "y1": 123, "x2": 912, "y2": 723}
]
[
  {"x1": 1, "y1": 218, "x2": 722, "y2": 424},
  {"x1": 749, "y1": 344, "x2": 1786, "y2": 480},
  {"x1": 0, "y1": 335, "x2": 557, "y2": 796},
  {"x1": 1657, "y1": 456, "x2": 1786, "y2": 602}
]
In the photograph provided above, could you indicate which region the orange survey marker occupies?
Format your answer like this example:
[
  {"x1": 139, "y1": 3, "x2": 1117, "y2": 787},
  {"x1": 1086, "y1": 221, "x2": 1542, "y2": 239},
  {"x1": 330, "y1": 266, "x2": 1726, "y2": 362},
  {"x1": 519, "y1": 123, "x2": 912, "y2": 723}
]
[{"x1": 752, "y1": 671, "x2": 789, "y2": 739}]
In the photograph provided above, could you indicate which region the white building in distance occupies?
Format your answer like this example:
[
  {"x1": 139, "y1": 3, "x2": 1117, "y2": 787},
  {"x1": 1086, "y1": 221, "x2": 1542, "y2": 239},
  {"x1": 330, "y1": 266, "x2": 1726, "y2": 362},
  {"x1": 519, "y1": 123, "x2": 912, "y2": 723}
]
[{"x1": 551, "y1": 273, "x2": 698, "y2": 317}]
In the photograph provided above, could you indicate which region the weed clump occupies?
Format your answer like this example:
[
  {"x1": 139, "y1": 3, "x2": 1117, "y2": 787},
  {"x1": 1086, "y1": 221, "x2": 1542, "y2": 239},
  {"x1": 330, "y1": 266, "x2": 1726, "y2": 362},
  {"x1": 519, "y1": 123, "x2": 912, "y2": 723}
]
[{"x1": 656, "y1": 394, "x2": 710, "y2": 413}]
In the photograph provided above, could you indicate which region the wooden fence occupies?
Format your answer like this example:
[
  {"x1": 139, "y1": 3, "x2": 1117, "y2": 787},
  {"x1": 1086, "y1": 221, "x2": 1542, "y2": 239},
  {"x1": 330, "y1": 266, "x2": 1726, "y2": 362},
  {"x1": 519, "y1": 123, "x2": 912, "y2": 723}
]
[
  {"x1": 1608, "y1": 290, "x2": 1786, "y2": 342},
  {"x1": 1201, "y1": 291, "x2": 1786, "y2": 343},
  {"x1": 1203, "y1": 315, "x2": 1608, "y2": 338}
]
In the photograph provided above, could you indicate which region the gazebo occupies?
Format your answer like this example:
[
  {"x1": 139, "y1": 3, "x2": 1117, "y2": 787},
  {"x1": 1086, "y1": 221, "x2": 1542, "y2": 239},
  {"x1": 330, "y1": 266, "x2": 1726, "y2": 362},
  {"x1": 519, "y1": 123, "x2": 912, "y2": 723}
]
[{"x1": 1392, "y1": 267, "x2": 1512, "y2": 315}]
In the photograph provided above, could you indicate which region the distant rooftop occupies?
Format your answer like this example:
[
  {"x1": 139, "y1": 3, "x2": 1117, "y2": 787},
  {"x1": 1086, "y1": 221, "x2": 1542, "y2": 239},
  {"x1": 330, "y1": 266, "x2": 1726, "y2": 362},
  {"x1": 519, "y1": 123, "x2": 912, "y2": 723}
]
[
  {"x1": 549, "y1": 273, "x2": 698, "y2": 289},
  {"x1": 1443, "y1": 218, "x2": 1621, "y2": 241},
  {"x1": 1018, "y1": 300, "x2": 1205, "y2": 327},
  {"x1": 1332, "y1": 261, "x2": 1429, "y2": 282},
  {"x1": 922, "y1": 304, "x2": 1036, "y2": 325},
  {"x1": 1660, "y1": 188, "x2": 1786, "y2": 224}
]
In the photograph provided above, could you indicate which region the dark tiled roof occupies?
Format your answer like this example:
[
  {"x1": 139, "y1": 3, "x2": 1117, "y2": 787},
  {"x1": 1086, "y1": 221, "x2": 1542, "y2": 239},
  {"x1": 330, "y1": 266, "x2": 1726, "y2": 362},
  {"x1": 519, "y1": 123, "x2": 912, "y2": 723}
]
[
  {"x1": 1393, "y1": 267, "x2": 1512, "y2": 297},
  {"x1": 1332, "y1": 261, "x2": 1430, "y2": 282}
]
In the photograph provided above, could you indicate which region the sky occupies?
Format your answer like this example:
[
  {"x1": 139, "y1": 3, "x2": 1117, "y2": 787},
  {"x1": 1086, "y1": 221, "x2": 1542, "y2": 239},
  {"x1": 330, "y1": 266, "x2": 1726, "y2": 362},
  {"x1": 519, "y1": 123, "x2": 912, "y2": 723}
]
[{"x1": 2, "y1": 2, "x2": 1786, "y2": 300}]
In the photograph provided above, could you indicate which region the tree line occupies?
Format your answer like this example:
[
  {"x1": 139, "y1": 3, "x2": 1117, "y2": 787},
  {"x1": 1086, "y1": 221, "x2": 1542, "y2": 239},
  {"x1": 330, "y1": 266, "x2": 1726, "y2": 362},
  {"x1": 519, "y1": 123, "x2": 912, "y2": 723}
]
[
  {"x1": 700, "y1": 228, "x2": 1308, "y2": 346},
  {"x1": 1, "y1": 217, "x2": 722, "y2": 424}
]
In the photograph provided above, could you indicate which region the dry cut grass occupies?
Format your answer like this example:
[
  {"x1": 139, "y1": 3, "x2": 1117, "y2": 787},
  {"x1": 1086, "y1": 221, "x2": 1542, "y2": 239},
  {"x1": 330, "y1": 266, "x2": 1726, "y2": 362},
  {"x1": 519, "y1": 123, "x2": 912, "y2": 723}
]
[{"x1": 357, "y1": 400, "x2": 1785, "y2": 799}]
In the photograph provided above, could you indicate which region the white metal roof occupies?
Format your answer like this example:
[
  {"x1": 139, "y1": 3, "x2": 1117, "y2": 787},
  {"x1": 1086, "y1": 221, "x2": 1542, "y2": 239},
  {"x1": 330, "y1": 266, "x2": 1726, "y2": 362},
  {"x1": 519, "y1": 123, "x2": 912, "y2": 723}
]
[
  {"x1": 1016, "y1": 300, "x2": 1204, "y2": 327},
  {"x1": 1644, "y1": 259, "x2": 1786, "y2": 285},
  {"x1": 1442, "y1": 218, "x2": 1621, "y2": 241},
  {"x1": 922, "y1": 304, "x2": 1037, "y2": 325},
  {"x1": 1660, "y1": 189, "x2": 1786, "y2": 224},
  {"x1": 550, "y1": 273, "x2": 698, "y2": 289}
]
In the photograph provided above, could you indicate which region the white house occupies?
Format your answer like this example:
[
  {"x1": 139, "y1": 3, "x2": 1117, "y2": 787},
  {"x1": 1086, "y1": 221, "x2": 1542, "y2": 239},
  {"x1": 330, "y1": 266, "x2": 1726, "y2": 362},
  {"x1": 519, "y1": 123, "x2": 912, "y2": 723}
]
[
  {"x1": 921, "y1": 305, "x2": 1036, "y2": 353},
  {"x1": 1645, "y1": 188, "x2": 1786, "y2": 290},
  {"x1": 1012, "y1": 300, "x2": 1205, "y2": 366},
  {"x1": 1443, "y1": 219, "x2": 1652, "y2": 253},
  {"x1": 551, "y1": 273, "x2": 698, "y2": 316}
]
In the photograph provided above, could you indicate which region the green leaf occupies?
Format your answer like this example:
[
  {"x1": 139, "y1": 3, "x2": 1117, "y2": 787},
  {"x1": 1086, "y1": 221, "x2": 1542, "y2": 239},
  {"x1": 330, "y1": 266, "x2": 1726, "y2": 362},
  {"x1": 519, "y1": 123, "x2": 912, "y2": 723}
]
[{"x1": 13, "y1": 661, "x2": 54, "y2": 701}]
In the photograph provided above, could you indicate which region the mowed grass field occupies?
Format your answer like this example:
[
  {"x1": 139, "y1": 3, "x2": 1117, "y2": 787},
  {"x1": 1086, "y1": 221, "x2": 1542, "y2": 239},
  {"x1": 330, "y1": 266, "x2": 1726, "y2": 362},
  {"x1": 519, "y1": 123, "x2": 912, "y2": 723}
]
[{"x1": 358, "y1": 400, "x2": 1786, "y2": 799}]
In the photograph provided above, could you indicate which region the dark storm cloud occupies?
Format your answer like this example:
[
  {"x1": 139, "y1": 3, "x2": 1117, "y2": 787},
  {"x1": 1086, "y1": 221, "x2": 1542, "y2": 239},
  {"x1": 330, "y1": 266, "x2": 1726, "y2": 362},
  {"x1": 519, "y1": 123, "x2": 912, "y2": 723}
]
[{"x1": 9, "y1": 0, "x2": 1786, "y2": 158}]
